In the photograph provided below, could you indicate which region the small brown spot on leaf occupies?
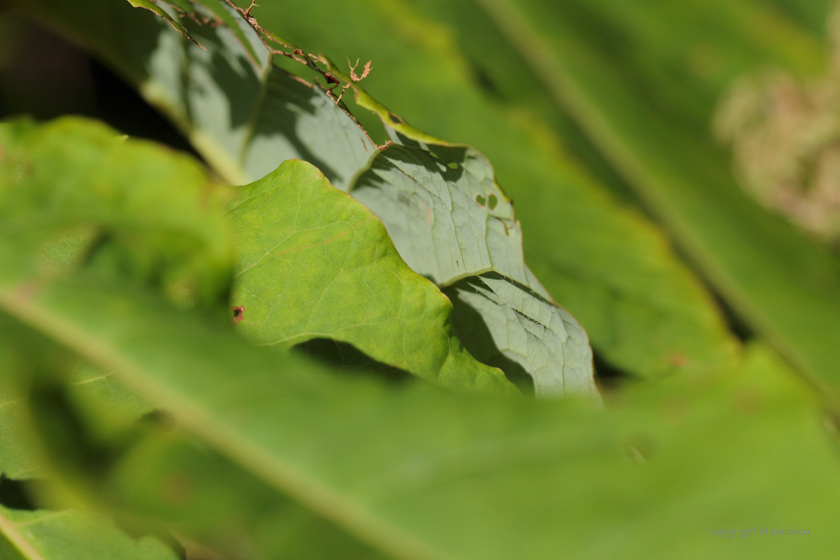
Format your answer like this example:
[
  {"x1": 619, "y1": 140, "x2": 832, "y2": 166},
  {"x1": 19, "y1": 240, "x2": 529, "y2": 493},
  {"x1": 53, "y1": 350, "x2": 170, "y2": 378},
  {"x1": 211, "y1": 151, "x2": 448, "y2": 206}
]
[{"x1": 232, "y1": 306, "x2": 245, "y2": 325}]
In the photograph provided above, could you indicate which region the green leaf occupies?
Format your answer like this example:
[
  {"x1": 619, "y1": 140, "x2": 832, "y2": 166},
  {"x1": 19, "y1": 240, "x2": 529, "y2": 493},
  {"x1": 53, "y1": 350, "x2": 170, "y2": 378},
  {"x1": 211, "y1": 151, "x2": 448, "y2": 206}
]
[
  {"x1": 124, "y1": 0, "x2": 199, "y2": 49},
  {"x1": 0, "y1": 390, "x2": 41, "y2": 481},
  {"x1": 2, "y1": 258, "x2": 839, "y2": 559},
  {"x1": 462, "y1": 0, "x2": 840, "y2": 401},
  {"x1": 0, "y1": 505, "x2": 182, "y2": 560},
  {"x1": 98, "y1": 431, "x2": 390, "y2": 559},
  {"x1": 227, "y1": 158, "x2": 515, "y2": 394},
  {"x1": 0, "y1": 337, "x2": 181, "y2": 560},
  {"x1": 348, "y1": 136, "x2": 595, "y2": 397},
  {"x1": 0, "y1": 116, "x2": 234, "y2": 310}
]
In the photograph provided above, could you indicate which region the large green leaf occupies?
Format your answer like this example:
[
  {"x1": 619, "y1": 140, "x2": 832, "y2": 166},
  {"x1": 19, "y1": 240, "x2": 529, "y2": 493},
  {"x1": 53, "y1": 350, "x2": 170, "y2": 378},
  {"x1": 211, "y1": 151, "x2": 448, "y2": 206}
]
[
  {"x1": 2, "y1": 254, "x2": 839, "y2": 559},
  {"x1": 227, "y1": 158, "x2": 514, "y2": 394},
  {"x1": 453, "y1": 0, "x2": 840, "y2": 401}
]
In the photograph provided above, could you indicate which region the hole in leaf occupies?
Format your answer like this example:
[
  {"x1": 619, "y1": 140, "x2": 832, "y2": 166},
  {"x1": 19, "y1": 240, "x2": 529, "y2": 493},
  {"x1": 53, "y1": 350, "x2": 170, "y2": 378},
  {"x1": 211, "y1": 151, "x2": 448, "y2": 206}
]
[
  {"x1": 293, "y1": 338, "x2": 412, "y2": 384},
  {"x1": 488, "y1": 194, "x2": 498, "y2": 210},
  {"x1": 232, "y1": 306, "x2": 245, "y2": 325},
  {"x1": 476, "y1": 195, "x2": 486, "y2": 206},
  {"x1": 447, "y1": 162, "x2": 459, "y2": 170}
]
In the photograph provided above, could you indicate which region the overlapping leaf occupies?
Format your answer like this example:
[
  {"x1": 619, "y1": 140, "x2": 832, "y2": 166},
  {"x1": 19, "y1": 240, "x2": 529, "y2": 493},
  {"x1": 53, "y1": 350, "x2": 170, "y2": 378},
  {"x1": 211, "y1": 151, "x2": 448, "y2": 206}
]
[
  {"x1": 348, "y1": 131, "x2": 595, "y2": 397},
  {"x1": 211, "y1": 0, "x2": 741, "y2": 380},
  {"x1": 92, "y1": 0, "x2": 598, "y2": 395},
  {"x1": 227, "y1": 159, "x2": 514, "y2": 394},
  {"x1": 2, "y1": 258, "x2": 839, "y2": 559},
  {"x1": 8, "y1": 0, "x2": 743, "y2": 383},
  {"x1": 441, "y1": 0, "x2": 840, "y2": 401}
]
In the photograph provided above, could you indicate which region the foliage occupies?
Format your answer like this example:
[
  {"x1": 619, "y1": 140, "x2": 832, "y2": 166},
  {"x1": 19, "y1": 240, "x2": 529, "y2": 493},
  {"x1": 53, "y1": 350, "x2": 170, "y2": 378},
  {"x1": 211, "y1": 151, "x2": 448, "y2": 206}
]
[{"x1": 1, "y1": 0, "x2": 839, "y2": 559}]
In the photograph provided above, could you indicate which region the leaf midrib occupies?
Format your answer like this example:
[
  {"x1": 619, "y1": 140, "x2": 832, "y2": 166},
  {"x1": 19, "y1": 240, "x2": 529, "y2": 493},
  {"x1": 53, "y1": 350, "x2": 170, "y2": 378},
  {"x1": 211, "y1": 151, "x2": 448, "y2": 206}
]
[{"x1": 0, "y1": 509, "x2": 48, "y2": 560}]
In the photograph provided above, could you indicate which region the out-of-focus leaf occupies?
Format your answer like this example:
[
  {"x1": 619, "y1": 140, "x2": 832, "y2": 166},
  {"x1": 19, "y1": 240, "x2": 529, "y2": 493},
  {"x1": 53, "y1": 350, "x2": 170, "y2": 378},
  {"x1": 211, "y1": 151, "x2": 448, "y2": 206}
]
[
  {"x1": 0, "y1": 336, "x2": 182, "y2": 560},
  {"x1": 0, "y1": 388, "x2": 40, "y2": 481},
  {"x1": 99, "y1": 432, "x2": 391, "y2": 560},
  {"x1": 228, "y1": 158, "x2": 514, "y2": 394},
  {"x1": 0, "y1": 116, "x2": 234, "y2": 310},
  {"x1": 0, "y1": 504, "x2": 182, "y2": 560},
  {"x1": 460, "y1": 0, "x2": 840, "y2": 402},
  {"x1": 1, "y1": 253, "x2": 839, "y2": 559},
  {"x1": 347, "y1": 132, "x2": 595, "y2": 397},
  {"x1": 760, "y1": 0, "x2": 833, "y2": 35},
  {"x1": 125, "y1": 0, "x2": 195, "y2": 47}
]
